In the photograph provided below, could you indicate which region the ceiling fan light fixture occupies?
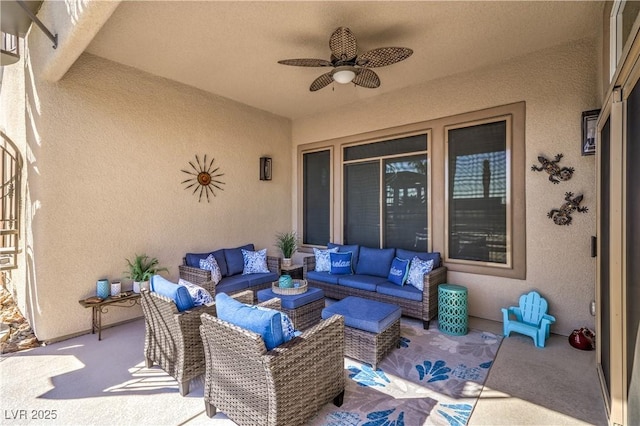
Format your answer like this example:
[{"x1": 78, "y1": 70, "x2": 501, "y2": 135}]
[{"x1": 332, "y1": 67, "x2": 356, "y2": 84}]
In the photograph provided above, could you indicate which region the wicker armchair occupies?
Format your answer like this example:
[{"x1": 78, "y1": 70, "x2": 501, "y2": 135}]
[
  {"x1": 139, "y1": 289, "x2": 254, "y2": 396},
  {"x1": 199, "y1": 312, "x2": 345, "y2": 425},
  {"x1": 178, "y1": 256, "x2": 281, "y2": 301}
]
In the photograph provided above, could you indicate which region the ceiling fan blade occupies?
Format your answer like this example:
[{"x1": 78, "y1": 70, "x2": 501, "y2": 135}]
[
  {"x1": 357, "y1": 47, "x2": 413, "y2": 68},
  {"x1": 278, "y1": 58, "x2": 333, "y2": 67},
  {"x1": 353, "y1": 68, "x2": 380, "y2": 89},
  {"x1": 329, "y1": 27, "x2": 357, "y2": 62},
  {"x1": 310, "y1": 72, "x2": 334, "y2": 92}
]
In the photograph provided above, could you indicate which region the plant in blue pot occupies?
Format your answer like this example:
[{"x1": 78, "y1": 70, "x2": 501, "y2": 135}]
[{"x1": 278, "y1": 274, "x2": 293, "y2": 289}]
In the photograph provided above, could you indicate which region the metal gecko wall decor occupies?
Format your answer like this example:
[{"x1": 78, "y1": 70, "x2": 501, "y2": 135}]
[
  {"x1": 531, "y1": 153, "x2": 574, "y2": 184},
  {"x1": 181, "y1": 154, "x2": 225, "y2": 202},
  {"x1": 547, "y1": 192, "x2": 588, "y2": 225}
]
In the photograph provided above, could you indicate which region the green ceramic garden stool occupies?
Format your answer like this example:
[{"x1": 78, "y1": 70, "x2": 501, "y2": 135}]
[{"x1": 438, "y1": 283, "x2": 468, "y2": 336}]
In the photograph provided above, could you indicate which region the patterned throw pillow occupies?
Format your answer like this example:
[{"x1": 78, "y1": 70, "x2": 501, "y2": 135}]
[
  {"x1": 241, "y1": 248, "x2": 269, "y2": 274},
  {"x1": 178, "y1": 278, "x2": 214, "y2": 306},
  {"x1": 330, "y1": 251, "x2": 353, "y2": 275},
  {"x1": 313, "y1": 247, "x2": 339, "y2": 272},
  {"x1": 256, "y1": 306, "x2": 298, "y2": 343},
  {"x1": 388, "y1": 257, "x2": 410, "y2": 286},
  {"x1": 199, "y1": 254, "x2": 222, "y2": 284},
  {"x1": 406, "y1": 257, "x2": 434, "y2": 291}
]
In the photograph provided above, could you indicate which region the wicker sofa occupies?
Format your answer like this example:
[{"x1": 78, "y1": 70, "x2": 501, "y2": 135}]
[
  {"x1": 178, "y1": 243, "x2": 279, "y2": 301},
  {"x1": 303, "y1": 244, "x2": 447, "y2": 329},
  {"x1": 200, "y1": 310, "x2": 345, "y2": 425}
]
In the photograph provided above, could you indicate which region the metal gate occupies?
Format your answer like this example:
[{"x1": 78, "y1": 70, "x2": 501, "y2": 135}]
[{"x1": 1, "y1": 130, "x2": 21, "y2": 271}]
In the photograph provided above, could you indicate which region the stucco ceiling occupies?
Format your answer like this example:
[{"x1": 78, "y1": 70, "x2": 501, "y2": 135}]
[{"x1": 86, "y1": 1, "x2": 603, "y2": 120}]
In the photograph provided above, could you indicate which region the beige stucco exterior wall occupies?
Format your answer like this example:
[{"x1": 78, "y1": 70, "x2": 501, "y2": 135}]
[
  {"x1": 292, "y1": 38, "x2": 600, "y2": 336},
  {"x1": 2, "y1": 50, "x2": 291, "y2": 341}
]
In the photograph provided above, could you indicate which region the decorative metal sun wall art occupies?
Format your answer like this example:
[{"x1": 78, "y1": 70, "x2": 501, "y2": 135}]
[
  {"x1": 181, "y1": 154, "x2": 225, "y2": 202},
  {"x1": 531, "y1": 153, "x2": 574, "y2": 184}
]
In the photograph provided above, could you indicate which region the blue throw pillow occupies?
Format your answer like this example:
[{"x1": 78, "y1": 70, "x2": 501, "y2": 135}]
[
  {"x1": 388, "y1": 257, "x2": 410, "y2": 286},
  {"x1": 256, "y1": 306, "x2": 298, "y2": 341},
  {"x1": 215, "y1": 293, "x2": 284, "y2": 350},
  {"x1": 241, "y1": 248, "x2": 270, "y2": 274},
  {"x1": 199, "y1": 254, "x2": 222, "y2": 284},
  {"x1": 178, "y1": 278, "x2": 214, "y2": 306},
  {"x1": 406, "y1": 257, "x2": 435, "y2": 291},
  {"x1": 330, "y1": 251, "x2": 353, "y2": 275},
  {"x1": 313, "y1": 247, "x2": 338, "y2": 272},
  {"x1": 150, "y1": 275, "x2": 195, "y2": 312},
  {"x1": 327, "y1": 243, "x2": 360, "y2": 269}
]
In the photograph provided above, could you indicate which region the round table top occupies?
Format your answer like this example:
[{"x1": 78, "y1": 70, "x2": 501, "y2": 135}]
[{"x1": 438, "y1": 283, "x2": 467, "y2": 293}]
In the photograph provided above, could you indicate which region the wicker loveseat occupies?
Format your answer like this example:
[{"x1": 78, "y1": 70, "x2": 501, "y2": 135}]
[
  {"x1": 140, "y1": 284, "x2": 254, "y2": 396},
  {"x1": 303, "y1": 244, "x2": 447, "y2": 329},
  {"x1": 178, "y1": 243, "x2": 279, "y2": 301},
  {"x1": 199, "y1": 310, "x2": 345, "y2": 425}
]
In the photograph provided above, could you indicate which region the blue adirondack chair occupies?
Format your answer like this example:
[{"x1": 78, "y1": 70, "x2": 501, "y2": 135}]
[{"x1": 502, "y1": 291, "x2": 556, "y2": 348}]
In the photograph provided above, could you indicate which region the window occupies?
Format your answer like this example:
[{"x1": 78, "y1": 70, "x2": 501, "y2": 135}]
[
  {"x1": 610, "y1": 0, "x2": 640, "y2": 81},
  {"x1": 297, "y1": 101, "x2": 525, "y2": 278},
  {"x1": 343, "y1": 135, "x2": 428, "y2": 250},
  {"x1": 446, "y1": 119, "x2": 509, "y2": 266},
  {"x1": 302, "y1": 149, "x2": 331, "y2": 246}
]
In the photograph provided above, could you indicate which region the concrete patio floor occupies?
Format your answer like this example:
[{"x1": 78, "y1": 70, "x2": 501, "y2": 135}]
[{"x1": 0, "y1": 315, "x2": 607, "y2": 425}]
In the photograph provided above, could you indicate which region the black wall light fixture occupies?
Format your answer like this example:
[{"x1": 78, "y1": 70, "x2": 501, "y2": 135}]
[{"x1": 260, "y1": 157, "x2": 272, "y2": 181}]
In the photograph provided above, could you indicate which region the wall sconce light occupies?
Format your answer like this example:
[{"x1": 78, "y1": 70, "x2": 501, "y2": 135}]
[{"x1": 260, "y1": 157, "x2": 272, "y2": 181}]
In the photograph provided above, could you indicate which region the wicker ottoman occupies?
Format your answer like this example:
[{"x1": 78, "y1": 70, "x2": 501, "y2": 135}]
[
  {"x1": 257, "y1": 286, "x2": 325, "y2": 330},
  {"x1": 322, "y1": 296, "x2": 401, "y2": 369}
]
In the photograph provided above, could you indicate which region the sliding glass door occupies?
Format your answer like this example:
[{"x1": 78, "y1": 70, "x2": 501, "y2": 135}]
[{"x1": 343, "y1": 135, "x2": 428, "y2": 250}]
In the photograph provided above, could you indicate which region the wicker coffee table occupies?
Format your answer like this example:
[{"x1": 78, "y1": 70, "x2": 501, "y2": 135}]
[
  {"x1": 322, "y1": 296, "x2": 401, "y2": 369},
  {"x1": 257, "y1": 286, "x2": 325, "y2": 330}
]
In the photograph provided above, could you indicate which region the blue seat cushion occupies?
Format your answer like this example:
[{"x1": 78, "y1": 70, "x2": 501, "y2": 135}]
[
  {"x1": 215, "y1": 274, "x2": 252, "y2": 295},
  {"x1": 185, "y1": 249, "x2": 228, "y2": 277},
  {"x1": 257, "y1": 287, "x2": 324, "y2": 309},
  {"x1": 150, "y1": 275, "x2": 194, "y2": 312},
  {"x1": 215, "y1": 293, "x2": 284, "y2": 351},
  {"x1": 376, "y1": 281, "x2": 423, "y2": 302},
  {"x1": 322, "y1": 296, "x2": 401, "y2": 334},
  {"x1": 338, "y1": 275, "x2": 387, "y2": 292},
  {"x1": 327, "y1": 243, "x2": 360, "y2": 270},
  {"x1": 224, "y1": 244, "x2": 255, "y2": 276},
  {"x1": 356, "y1": 247, "x2": 395, "y2": 278},
  {"x1": 185, "y1": 252, "x2": 208, "y2": 268},
  {"x1": 307, "y1": 270, "x2": 340, "y2": 285},
  {"x1": 396, "y1": 249, "x2": 441, "y2": 269},
  {"x1": 248, "y1": 272, "x2": 278, "y2": 288}
]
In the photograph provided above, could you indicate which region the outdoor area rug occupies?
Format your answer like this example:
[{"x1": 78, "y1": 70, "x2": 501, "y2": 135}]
[{"x1": 310, "y1": 324, "x2": 503, "y2": 426}]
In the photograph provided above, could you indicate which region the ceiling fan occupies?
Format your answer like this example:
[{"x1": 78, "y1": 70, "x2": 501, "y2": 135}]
[{"x1": 278, "y1": 27, "x2": 413, "y2": 92}]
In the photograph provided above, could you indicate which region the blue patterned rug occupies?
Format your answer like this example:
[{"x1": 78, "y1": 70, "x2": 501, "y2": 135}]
[{"x1": 310, "y1": 324, "x2": 503, "y2": 426}]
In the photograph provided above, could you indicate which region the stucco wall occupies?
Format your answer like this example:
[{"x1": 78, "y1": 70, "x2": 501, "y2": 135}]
[
  {"x1": 292, "y1": 38, "x2": 600, "y2": 336},
  {"x1": 6, "y1": 52, "x2": 291, "y2": 341}
]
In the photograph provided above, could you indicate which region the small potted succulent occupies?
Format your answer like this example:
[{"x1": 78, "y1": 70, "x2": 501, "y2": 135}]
[
  {"x1": 125, "y1": 254, "x2": 168, "y2": 293},
  {"x1": 275, "y1": 231, "x2": 298, "y2": 267}
]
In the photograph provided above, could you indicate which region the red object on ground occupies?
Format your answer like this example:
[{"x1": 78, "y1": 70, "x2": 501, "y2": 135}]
[{"x1": 569, "y1": 327, "x2": 595, "y2": 350}]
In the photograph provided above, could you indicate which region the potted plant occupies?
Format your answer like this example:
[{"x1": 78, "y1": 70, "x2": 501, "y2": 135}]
[
  {"x1": 125, "y1": 254, "x2": 168, "y2": 293},
  {"x1": 275, "y1": 231, "x2": 298, "y2": 267}
]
